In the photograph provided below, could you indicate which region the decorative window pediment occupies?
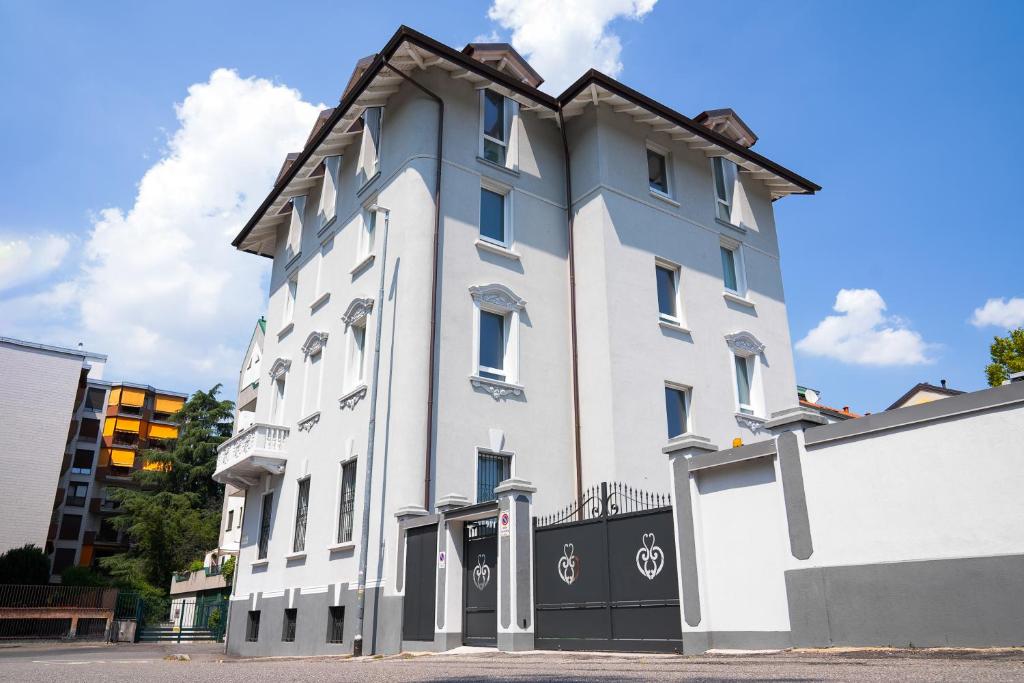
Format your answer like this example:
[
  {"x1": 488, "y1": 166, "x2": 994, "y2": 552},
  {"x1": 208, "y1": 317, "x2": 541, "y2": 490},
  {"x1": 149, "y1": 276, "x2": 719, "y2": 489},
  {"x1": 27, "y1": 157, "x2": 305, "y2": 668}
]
[
  {"x1": 268, "y1": 357, "x2": 292, "y2": 380},
  {"x1": 301, "y1": 330, "x2": 329, "y2": 358},
  {"x1": 469, "y1": 283, "x2": 526, "y2": 312},
  {"x1": 341, "y1": 297, "x2": 374, "y2": 329},
  {"x1": 725, "y1": 331, "x2": 765, "y2": 357}
]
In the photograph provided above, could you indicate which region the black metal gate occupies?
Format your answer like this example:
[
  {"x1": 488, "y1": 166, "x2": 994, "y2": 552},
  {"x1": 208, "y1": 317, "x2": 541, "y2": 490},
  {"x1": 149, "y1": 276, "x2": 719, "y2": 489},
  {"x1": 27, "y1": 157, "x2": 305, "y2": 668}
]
[
  {"x1": 463, "y1": 519, "x2": 498, "y2": 646},
  {"x1": 534, "y1": 483, "x2": 681, "y2": 652},
  {"x1": 402, "y1": 524, "x2": 438, "y2": 642}
]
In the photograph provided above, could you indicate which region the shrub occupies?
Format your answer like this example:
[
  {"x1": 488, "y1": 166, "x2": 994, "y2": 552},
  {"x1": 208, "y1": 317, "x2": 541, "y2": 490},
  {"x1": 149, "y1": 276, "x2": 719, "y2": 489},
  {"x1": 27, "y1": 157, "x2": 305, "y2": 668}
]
[
  {"x1": 0, "y1": 545, "x2": 50, "y2": 585},
  {"x1": 60, "y1": 566, "x2": 110, "y2": 587}
]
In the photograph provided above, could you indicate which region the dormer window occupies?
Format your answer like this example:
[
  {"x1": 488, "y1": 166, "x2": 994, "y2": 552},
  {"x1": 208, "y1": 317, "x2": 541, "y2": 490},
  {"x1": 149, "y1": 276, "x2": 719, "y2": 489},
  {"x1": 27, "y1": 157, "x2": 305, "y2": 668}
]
[
  {"x1": 357, "y1": 107, "x2": 382, "y2": 187},
  {"x1": 318, "y1": 156, "x2": 341, "y2": 230},
  {"x1": 480, "y1": 89, "x2": 518, "y2": 170},
  {"x1": 285, "y1": 195, "x2": 305, "y2": 263}
]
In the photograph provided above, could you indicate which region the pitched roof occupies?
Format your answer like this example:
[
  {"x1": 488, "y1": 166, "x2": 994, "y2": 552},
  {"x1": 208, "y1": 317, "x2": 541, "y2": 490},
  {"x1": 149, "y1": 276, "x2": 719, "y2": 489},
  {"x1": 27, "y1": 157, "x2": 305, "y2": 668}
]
[{"x1": 886, "y1": 382, "x2": 965, "y2": 411}]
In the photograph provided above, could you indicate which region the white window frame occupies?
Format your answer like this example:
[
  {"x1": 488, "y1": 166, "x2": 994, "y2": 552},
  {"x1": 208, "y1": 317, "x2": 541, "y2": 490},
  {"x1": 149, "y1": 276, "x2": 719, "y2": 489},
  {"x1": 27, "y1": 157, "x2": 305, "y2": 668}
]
[
  {"x1": 719, "y1": 237, "x2": 747, "y2": 296},
  {"x1": 311, "y1": 237, "x2": 332, "y2": 309},
  {"x1": 285, "y1": 195, "x2": 306, "y2": 263},
  {"x1": 478, "y1": 178, "x2": 513, "y2": 249},
  {"x1": 478, "y1": 88, "x2": 519, "y2": 171},
  {"x1": 646, "y1": 141, "x2": 672, "y2": 199},
  {"x1": 664, "y1": 381, "x2": 693, "y2": 440},
  {"x1": 282, "y1": 274, "x2": 298, "y2": 327},
  {"x1": 257, "y1": 490, "x2": 274, "y2": 561},
  {"x1": 654, "y1": 257, "x2": 684, "y2": 327},
  {"x1": 475, "y1": 448, "x2": 514, "y2": 504},
  {"x1": 268, "y1": 357, "x2": 291, "y2": 425},
  {"x1": 726, "y1": 332, "x2": 766, "y2": 418},
  {"x1": 333, "y1": 456, "x2": 358, "y2": 547},
  {"x1": 299, "y1": 331, "x2": 328, "y2": 418},
  {"x1": 357, "y1": 107, "x2": 383, "y2": 187},
  {"x1": 357, "y1": 205, "x2": 378, "y2": 264},
  {"x1": 712, "y1": 156, "x2": 738, "y2": 224},
  {"x1": 469, "y1": 284, "x2": 526, "y2": 390},
  {"x1": 317, "y1": 156, "x2": 341, "y2": 232},
  {"x1": 289, "y1": 475, "x2": 311, "y2": 555}
]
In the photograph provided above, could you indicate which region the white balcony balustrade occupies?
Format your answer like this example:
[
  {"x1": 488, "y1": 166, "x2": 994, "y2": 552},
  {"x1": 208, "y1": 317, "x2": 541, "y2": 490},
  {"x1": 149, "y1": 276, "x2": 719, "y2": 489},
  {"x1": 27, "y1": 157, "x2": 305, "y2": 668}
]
[{"x1": 213, "y1": 423, "x2": 289, "y2": 488}]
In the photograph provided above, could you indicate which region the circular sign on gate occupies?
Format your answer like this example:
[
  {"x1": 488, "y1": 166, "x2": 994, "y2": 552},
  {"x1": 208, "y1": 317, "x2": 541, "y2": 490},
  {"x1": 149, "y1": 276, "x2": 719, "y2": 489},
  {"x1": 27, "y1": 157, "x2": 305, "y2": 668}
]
[{"x1": 499, "y1": 511, "x2": 511, "y2": 536}]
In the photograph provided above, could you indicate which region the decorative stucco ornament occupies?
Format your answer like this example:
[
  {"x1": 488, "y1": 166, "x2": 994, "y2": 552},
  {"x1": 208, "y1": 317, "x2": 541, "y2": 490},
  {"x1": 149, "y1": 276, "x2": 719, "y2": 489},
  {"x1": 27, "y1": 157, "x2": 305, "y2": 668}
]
[
  {"x1": 558, "y1": 543, "x2": 578, "y2": 586},
  {"x1": 473, "y1": 554, "x2": 491, "y2": 591},
  {"x1": 635, "y1": 533, "x2": 665, "y2": 580}
]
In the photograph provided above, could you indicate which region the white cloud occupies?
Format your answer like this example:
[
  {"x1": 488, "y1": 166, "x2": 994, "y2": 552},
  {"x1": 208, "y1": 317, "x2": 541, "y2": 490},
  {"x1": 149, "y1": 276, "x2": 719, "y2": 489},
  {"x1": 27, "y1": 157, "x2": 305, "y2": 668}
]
[
  {"x1": 0, "y1": 68, "x2": 323, "y2": 393},
  {"x1": 796, "y1": 289, "x2": 934, "y2": 366},
  {"x1": 487, "y1": 0, "x2": 657, "y2": 92},
  {"x1": 970, "y1": 297, "x2": 1024, "y2": 329},
  {"x1": 0, "y1": 235, "x2": 70, "y2": 290}
]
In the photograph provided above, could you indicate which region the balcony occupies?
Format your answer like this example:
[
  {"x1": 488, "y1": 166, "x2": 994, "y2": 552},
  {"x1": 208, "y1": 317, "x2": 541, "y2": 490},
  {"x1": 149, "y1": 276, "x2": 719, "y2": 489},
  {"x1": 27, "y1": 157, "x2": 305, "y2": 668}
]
[{"x1": 213, "y1": 423, "x2": 288, "y2": 488}]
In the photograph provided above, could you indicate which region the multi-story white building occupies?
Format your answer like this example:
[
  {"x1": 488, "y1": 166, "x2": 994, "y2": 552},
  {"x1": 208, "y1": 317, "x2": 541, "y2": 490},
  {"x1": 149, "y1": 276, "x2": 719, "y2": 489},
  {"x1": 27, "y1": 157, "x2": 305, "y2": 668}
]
[{"x1": 214, "y1": 27, "x2": 818, "y2": 657}]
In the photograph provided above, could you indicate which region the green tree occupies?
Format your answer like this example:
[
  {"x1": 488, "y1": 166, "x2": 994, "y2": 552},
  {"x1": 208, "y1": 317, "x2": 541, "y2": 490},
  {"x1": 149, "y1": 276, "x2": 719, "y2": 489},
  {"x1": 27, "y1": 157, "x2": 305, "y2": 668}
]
[
  {"x1": 60, "y1": 565, "x2": 110, "y2": 587},
  {"x1": 0, "y1": 544, "x2": 50, "y2": 584},
  {"x1": 100, "y1": 385, "x2": 233, "y2": 593},
  {"x1": 985, "y1": 328, "x2": 1024, "y2": 386}
]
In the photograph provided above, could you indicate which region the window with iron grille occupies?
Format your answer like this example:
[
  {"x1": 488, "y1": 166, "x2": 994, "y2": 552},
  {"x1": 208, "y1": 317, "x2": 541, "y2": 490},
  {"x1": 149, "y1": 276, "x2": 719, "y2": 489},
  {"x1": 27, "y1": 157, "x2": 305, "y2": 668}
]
[
  {"x1": 326, "y1": 606, "x2": 345, "y2": 643},
  {"x1": 293, "y1": 478, "x2": 310, "y2": 553},
  {"x1": 281, "y1": 608, "x2": 297, "y2": 642},
  {"x1": 337, "y1": 462, "x2": 357, "y2": 544},
  {"x1": 476, "y1": 452, "x2": 510, "y2": 503},
  {"x1": 258, "y1": 492, "x2": 273, "y2": 559},
  {"x1": 246, "y1": 610, "x2": 261, "y2": 642}
]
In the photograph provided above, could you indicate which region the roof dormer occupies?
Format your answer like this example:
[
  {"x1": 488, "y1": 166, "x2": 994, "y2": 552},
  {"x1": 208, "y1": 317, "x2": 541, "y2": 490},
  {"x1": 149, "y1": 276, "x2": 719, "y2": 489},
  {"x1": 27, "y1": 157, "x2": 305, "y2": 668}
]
[
  {"x1": 694, "y1": 108, "x2": 758, "y2": 148},
  {"x1": 462, "y1": 42, "x2": 543, "y2": 88}
]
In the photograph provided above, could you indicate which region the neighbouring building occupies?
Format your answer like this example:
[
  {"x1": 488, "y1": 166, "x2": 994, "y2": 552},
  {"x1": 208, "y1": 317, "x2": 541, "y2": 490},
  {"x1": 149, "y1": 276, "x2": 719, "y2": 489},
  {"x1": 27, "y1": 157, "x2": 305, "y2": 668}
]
[
  {"x1": 886, "y1": 380, "x2": 964, "y2": 411},
  {"x1": 214, "y1": 27, "x2": 821, "y2": 657},
  {"x1": 797, "y1": 385, "x2": 859, "y2": 423}
]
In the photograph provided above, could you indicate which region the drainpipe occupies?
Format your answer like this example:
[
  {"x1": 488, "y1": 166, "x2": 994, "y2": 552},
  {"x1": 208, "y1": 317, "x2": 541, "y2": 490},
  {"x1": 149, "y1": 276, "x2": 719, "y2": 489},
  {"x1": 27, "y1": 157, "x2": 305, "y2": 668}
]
[
  {"x1": 352, "y1": 205, "x2": 391, "y2": 657},
  {"x1": 558, "y1": 106, "x2": 584, "y2": 512},
  {"x1": 382, "y1": 61, "x2": 444, "y2": 511}
]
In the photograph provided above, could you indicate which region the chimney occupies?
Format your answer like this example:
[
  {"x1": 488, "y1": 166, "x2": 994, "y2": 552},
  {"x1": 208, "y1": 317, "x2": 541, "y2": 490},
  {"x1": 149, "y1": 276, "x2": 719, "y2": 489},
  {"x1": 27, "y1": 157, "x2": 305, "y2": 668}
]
[{"x1": 940, "y1": 379, "x2": 947, "y2": 389}]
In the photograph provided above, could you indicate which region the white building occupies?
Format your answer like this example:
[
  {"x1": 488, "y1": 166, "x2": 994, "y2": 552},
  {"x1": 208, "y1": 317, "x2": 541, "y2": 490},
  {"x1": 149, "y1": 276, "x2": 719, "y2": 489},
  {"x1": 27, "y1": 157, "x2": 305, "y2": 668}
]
[{"x1": 214, "y1": 27, "x2": 818, "y2": 656}]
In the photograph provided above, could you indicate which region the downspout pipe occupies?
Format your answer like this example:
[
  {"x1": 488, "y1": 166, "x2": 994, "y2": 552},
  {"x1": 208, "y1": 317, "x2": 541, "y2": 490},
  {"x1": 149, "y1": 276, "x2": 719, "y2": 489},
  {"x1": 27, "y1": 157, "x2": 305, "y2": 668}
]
[
  {"x1": 382, "y1": 61, "x2": 444, "y2": 511},
  {"x1": 558, "y1": 106, "x2": 584, "y2": 512}
]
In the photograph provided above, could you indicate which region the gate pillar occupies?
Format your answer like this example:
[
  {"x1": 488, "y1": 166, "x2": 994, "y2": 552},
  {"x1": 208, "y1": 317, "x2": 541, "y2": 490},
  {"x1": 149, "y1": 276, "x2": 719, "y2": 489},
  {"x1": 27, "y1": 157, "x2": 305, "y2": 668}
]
[{"x1": 494, "y1": 478, "x2": 536, "y2": 652}]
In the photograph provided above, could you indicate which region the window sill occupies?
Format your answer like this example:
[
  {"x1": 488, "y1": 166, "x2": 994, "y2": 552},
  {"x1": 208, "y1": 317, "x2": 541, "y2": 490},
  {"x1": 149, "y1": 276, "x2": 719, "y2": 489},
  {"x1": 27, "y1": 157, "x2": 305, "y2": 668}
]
[
  {"x1": 658, "y1": 319, "x2": 692, "y2": 335},
  {"x1": 723, "y1": 291, "x2": 755, "y2": 308},
  {"x1": 251, "y1": 559, "x2": 269, "y2": 568},
  {"x1": 716, "y1": 217, "x2": 747, "y2": 235},
  {"x1": 310, "y1": 291, "x2": 331, "y2": 311},
  {"x1": 327, "y1": 541, "x2": 356, "y2": 553},
  {"x1": 338, "y1": 384, "x2": 368, "y2": 410},
  {"x1": 475, "y1": 239, "x2": 520, "y2": 261},
  {"x1": 350, "y1": 253, "x2": 375, "y2": 275},
  {"x1": 469, "y1": 375, "x2": 524, "y2": 400},
  {"x1": 649, "y1": 189, "x2": 680, "y2": 207},
  {"x1": 317, "y1": 215, "x2": 337, "y2": 237},
  {"x1": 356, "y1": 171, "x2": 381, "y2": 197},
  {"x1": 284, "y1": 251, "x2": 303, "y2": 272},
  {"x1": 284, "y1": 551, "x2": 307, "y2": 561},
  {"x1": 277, "y1": 322, "x2": 295, "y2": 339},
  {"x1": 476, "y1": 156, "x2": 520, "y2": 177}
]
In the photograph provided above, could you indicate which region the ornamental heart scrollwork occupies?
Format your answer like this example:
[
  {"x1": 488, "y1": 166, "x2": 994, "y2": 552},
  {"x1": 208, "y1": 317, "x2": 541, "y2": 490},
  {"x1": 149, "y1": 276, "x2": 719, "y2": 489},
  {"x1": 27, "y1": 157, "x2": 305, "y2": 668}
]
[
  {"x1": 558, "y1": 543, "x2": 578, "y2": 585},
  {"x1": 635, "y1": 533, "x2": 664, "y2": 580},
  {"x1": 473, "y1": 554, "x2": 491, "y2": 591}
]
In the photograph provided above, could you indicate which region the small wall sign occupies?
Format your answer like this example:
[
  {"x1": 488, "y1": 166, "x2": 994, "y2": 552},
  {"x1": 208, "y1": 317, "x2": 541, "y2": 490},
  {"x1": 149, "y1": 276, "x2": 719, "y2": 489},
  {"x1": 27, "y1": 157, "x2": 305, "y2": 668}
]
[
  {"x1": 438, "y1": 551, "x2": 446, "y2": 569},
  {"x1": 499, "y1": 511, "x2": 511, "y2": 537}
]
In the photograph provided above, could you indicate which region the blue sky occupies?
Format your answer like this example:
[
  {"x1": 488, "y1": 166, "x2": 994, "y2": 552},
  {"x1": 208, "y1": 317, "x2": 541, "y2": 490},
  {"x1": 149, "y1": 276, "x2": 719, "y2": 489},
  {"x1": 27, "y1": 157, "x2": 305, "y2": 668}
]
[{"x1": 1, "y1": 0, "x2": 1022, "y2": 412}]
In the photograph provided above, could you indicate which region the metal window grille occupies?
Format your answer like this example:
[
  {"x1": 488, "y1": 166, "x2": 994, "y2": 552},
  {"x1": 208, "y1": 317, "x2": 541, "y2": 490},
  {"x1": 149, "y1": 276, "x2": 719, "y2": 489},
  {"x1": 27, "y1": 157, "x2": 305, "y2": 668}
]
[
  {"x1": 326, "y1": 606, "x2": 345, "y2": 643},
  {"x1": 258, "y1": 493, "x2": 273, "y2": 559},
  {"x1": 293, "y1": 479, "x2": 310, "y2": 553},
  {"x1": 246, "y1": 610, "x2": 261, "y2": 642},
  {"x1": 281, "y1": 608, "x2": 297, "y2": 642},
  {"x1": 337, "y1": 463, "x2": 357, "y2": 544},
  {"x1": 476, "y1": 453, "x2": 510, "y2": 503}
]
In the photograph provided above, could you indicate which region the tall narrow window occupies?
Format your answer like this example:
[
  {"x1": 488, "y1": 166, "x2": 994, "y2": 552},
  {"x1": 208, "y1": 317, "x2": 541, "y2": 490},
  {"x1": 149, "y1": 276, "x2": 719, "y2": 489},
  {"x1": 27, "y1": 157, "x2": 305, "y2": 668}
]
[
  {"x1": 282, "y1": 609, "x2": 297, "y2": 642},
  {"x1": 477, "y1": 452, "x2": 511, "y2": 502},
  {"x1": 292, "y1": 478, "x2": 310, "y2": 553},
  {"x1": 283, "y1": 275, "x2": 297, "y2": 325},
  {"x1": 318, "y1": 156, "x2": 341, "y2": 229},
  {"x1": 479, "y1": 187, "x2": 507, "y2": 245},
  {"x1": 478, "y1": 310, "x2": 507, "y2": 381},
  {"x1": 286, "y1": 196, "x2": 305, "y2": 262},
  {"x1": 721, "y1": 245, "x2": 740, "y2": 293},
  {"x1": 360, "y1": 208, "x2": 377, "y2": 260},
  {"x1": 655, "y1": 262, "x2": 680, "y2": 322},
  {"x1": 337, "y1": 461, "x2": 357, "y2": 544},
  {"x1": 480, "y1": 89, "x2": 518, "y2": 168},
  {"x1": 348, "y1": 322, "x2": 367, "y2": 388},
  {"x1": 303, "y1": 349, "x2": 323, "y2": 417},
  {"x1": 258, "y1": 492, "x2": 273, "y2": 560},
  {"x1": 226, "y1": 510, "x2": 234, "y2": 531},
  {"x1": 647, "y1": 146, "x2": 669, "y2": 195},
  {"x1": 326, "y1": 606, "x2": 345, "y2": 643},
  {"x1": 734, "y1": 355, "x2": 753, "y2": 415},
  {"x1": 271, "y1": 376, "x2": 286, "y2": 424},
  {"x1": 358, "y1": 107, "x2": 382, "y2": 185},
  {"x1": 665, "y1": 385, "x2": 690, "y2": 439},
  {"x1": 470, "y1": 284, "x2": 525, "y2": 388},
  {"x1": 246, "y1": 611, "x2": 261, "y2": 642},
  {"x1": 712, "y1": 157, "x2": 738, "y2": 223}
]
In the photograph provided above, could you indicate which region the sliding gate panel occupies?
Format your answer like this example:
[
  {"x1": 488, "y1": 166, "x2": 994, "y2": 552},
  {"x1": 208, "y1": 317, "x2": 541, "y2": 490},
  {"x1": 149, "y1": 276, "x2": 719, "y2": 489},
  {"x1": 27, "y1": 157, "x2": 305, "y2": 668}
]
[
  {"x1": 534, "y1": 483, "x2": 680, "y2": 652},
  {"x1": 402, "y1": 524, "x2": 438, "y2": 643}
]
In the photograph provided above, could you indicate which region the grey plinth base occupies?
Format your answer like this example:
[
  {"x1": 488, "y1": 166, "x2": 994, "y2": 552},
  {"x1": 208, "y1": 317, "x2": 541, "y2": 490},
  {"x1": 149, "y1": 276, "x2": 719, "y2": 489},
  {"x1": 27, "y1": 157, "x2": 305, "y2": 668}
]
[{"x1": 497, "y1": 631, "x2": 534, "y2": 651}]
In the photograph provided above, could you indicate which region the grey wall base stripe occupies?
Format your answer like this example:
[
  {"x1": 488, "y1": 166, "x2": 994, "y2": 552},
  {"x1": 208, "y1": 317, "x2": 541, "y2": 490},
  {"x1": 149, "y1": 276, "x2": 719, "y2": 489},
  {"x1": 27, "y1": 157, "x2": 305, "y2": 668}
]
[
  {"x1": 787, "y1": 553, "x2": 1024, "y2": 648},
  {"x1": 683, "y1": 631, "x2": 792, "y2": 654},
  {"x1": 776, "y1": 432, "x2": 813, "y2": 560},
  {"x1": 497, "y1": 631, "x2": 534, "y2": 652}
]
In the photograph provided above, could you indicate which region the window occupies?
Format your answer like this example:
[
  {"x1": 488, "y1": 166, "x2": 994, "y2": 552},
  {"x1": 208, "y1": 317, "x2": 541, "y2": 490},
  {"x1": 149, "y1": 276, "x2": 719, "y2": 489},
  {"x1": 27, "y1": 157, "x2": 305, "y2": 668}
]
[
  {"x1": 347, "y1": 321, "x2": 367, "y2": 388},
  {"x1": 84, "y1": 388, "x2": 105, "y2": 411},
  {"x1": 655, "y1": 261, "x2": 681, "y2": 323},
  {"x1": 734, "y1": 355, "x2": 754, "y2": 415},
  {"x1": 246, "y1": 610, "x2": 261, "y2": 642},
  {"x1": 271, "y1": 375, "x2": 287, "y2": 424},
  {"x1": 357, "y1": 107, "x2": 382, "y2": 185},
  {"x1": 479, "y1": 185, "x2": 509, "y2": 246},
  {"x1": 303, "y1": 349, "x2": 323, "y2": 416},
  {"x1": 470, "y1": 284, "x2": 525, "y2": 387},
  {"x1": 712, "y1": 156, "x2": 738, "y2": 223},
  {"x1": 98, "y1": 518, "x2": 119, "y2": 542},
  {"x1": 293, "y1": 478, "x2": 310, "y2": 553},
  {"x1": 337, "y1": 461, "x2": 357, "y2": 544},
  {"x1": 71, "y1": 449, "x2": 94, "y2": 475},
  {"x1": 318, "y1": 156, "x2": 341, "y2": 229},
  {"x1": 478, "y1": 310, "x2": 508, "y2": 381},
  {"x1": 52, "y1": 548, "x2": 76, "y2": 575},
  {"x1": 286, "y1": 195, "x2": 305, "y2": 262},
  {"x1": 258, "y1": 492, "x2": 273, "y2": 560},
  {"x1": 480, "y1": 89, "x2": 518, "y2": 169},
  {"x1": 282, "y1": 608, "x2": 297, "y2": 642},
  {"x1": 282, "y1": 275, "x2": 298, "y2": 326},
  {"x1": 67, "y1": 482, "x2": 88, "y2": 507},
  {"x1": 477, "y1": 452, "x2": 511, "y2": 503},
  {"x1": 720, "y1": 242, "x2": 745, "y2": 294},
  {"x1": 78, "y1": 418, "x2": 99, "y2": 440},
  {"x1": 313, "y1": 238, "x2": 333, "y2": 301},
  {"x1": 226, "y1": 510, "x2": 234, "y2": 531},
  {"x1": 119, "y1": 403, "x2": 142, "y2": 416},
  {"x1": 647, "y1": 145, "x2": 669, "y2": 196},
  {"x1": 59, "y1": 514, "x2": 83, "y2": 541},
  {"x1": 665, "y1": 385, "x2": 691, "y2": 439},
  {"x1": 327, "y1": 606, "x2": 345, "y2": 643},
  {"x1": 359, "y1": 207, "x2": 377, "y2": 261},
  {"x1": 112, "y1": 431, "x2": 138, "y2": 447}
]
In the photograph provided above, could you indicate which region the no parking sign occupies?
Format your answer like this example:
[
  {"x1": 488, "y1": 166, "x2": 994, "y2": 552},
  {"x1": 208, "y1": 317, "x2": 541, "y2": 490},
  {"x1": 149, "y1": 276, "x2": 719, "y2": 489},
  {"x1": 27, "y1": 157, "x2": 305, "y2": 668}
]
[{"x1": 499, "y1": 511, "x2": 511, "y2": 537}]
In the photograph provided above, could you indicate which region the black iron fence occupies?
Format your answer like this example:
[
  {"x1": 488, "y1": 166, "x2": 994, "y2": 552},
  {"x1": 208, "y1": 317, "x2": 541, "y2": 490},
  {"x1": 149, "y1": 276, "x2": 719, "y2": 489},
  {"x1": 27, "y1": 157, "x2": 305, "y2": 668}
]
[
  {"x1": 536, "y1": 481, "x2": 671, "y2": 527},
  {"x1": 0, "y1": 584, "x2": 117, "y2": 610},
  {"x1": 0, "y1": 584, "x2": 123, "y2": 641}
]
